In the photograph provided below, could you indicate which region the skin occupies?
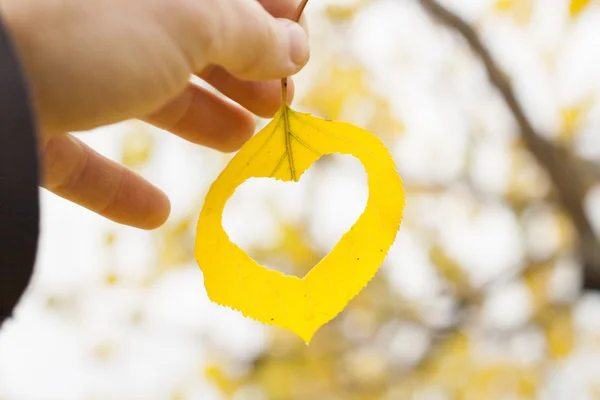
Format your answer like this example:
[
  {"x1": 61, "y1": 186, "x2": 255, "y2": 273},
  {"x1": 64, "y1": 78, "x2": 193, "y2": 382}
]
[{"x1": 0, "y1": 0, "x2": 310, "y2": 229}]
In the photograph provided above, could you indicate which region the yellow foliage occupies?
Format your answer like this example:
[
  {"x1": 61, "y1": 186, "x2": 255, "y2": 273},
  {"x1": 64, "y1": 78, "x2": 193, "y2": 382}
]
[
  {"x1": 570, "y1": 0, "x2": 593, "y2": 16},
  {"x1": 104, "y1": 231, "x2": 117, "y2": 246},
  {"x1": 301, "y1": 63, "x2": 403, "y2": 139},
  {"x1": 505, "y1": 141, "x2": 550, "y2": 207},
  {"x1": 494, "y1": 0, "x2": 512, "y2": 11},
  {"x1": 589, "y1": 384, "x2": 600, "y2": 399},
  {"x1": 523, "y1": 263, "x2": 553, "y2": 313},
  {"x1": 324, "y1": 0, "x2": 370, "y2": 22},
  {"x1": 560, "y1": 98, "x2": 594, "y2": 143},
  {"x1": 170, "y1": 389, "x2": 185, "y2": 400},
  {"x1": 158, "y1": 216, "x2": 195, "y2": 268},
  {"x1": 419, "y1": 332, "x2": 472, "y2": 391},
  {"x1": 250, "y1": 223, "x2": 321, "y2": 278},
  {"x1": 195, "y1": 105, "x2": 404, "y2": 343},
  {"x1": 205, "y1": 364, "x2": 244, "y2": 397},
  {"x1": 121, "y1": 122, "x2": 154, "y2": 169},
  {"x1": 430, "y1": 245, "x2": 471, "y2": 295},
  {"x1": 365, "y1": 97, "x2": 405, "y2": 140},
  {"x1": 493, "y1": 0, "x2": 533, "y2": 26},
  {"x1": 104, "y1": 273, "x2": 119, "y2": 285},
  {"x1": 92, "y1": 342, "x2": 114, "y2": 361},
  {"x1": 325, "y1": 4, "x2": 360, "y2": 21},
  {"x1": 561, "y1": 108, "x2": 582, "y2": 141},
  {"x1": 555, "y1": 211, "x2": 577, "y2": 251},
  {"x1": 302, "y1": 65, "x2": 367, "y2": 121},
  {"x1": 542, "y1": 309, "x2": 575, "y2": 360},
  {"x1": 460, "y1": 364, "x2": 538, "y2": 399}
]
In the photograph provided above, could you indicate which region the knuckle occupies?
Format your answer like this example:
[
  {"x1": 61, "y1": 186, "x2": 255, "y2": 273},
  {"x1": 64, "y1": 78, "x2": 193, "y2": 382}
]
[
  {"x1": 235, "y1": 22, "x2": 279, "y2": 78},
  {"x1": 42, "y1": 136, "x2": 88, "y2": 191},
  {"x1": 209, "y1": 2, "x2": 281, "y2": 78},
  {"x1": 99, "y1": 170, "x2": 128, "y2": 216}
]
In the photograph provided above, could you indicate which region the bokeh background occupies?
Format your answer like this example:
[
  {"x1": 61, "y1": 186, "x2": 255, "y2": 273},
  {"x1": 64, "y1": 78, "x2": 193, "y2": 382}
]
[{"x1": 3, "y1": 0, "x2": 600, "y2": 398}]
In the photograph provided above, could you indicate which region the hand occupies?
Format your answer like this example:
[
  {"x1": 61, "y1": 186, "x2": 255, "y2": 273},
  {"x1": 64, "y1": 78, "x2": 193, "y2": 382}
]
[{"x1": 1, "y1": 0, "x2": 309, "y2": 229}]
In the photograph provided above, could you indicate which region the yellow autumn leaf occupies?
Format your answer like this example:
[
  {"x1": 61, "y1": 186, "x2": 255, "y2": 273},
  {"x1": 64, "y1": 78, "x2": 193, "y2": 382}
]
[
  {"x1": 494, "y1": 0, "x2": 513, "y2": 11},
  {"x1": 250, "y1": 222, "x2": 321, "y2": 277},
  {"x1": 462, "y1": 363, "x2": 538, "y2": 399},
  {"x1": 542, "y1": 308, "x2": 574, "y2": 359},
  {"x1": 325, "y1": 4, "x2": 359, "y2": 22},
  {"x1": 560, "y1": 97, "x2": 594, "y2": 143},
  {"x1": 195, "y1": 105, "x2": 405, "y2": 343},
  {"x1": 523, "y1": 263, "x2": 552, "y2": 313},
  {"x1": 429, "y1": 244, "x2": 471, "y2": 296},
  {"x1": 205, "y1": 364, "x2": 244, "y2": 397},
  {"x1": 121, "y1": 122, "x2": 154, "y2": 169},
  {"x1": 494, "y1": 0, "x2": 533, "y2": 26},
  {"x1": 301, "y1": 64, "x2": 367, "y2": 121},
  {"x1": 571, "y1": 0, "x2": 593, "y2": 16},
  {"x1": 158, "y1": 216, "x2": 195, "y2": 268}
]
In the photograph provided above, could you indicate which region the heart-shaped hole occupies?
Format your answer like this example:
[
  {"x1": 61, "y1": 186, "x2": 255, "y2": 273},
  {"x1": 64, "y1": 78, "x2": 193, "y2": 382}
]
[{"x1": 223, "y1": 154, "x2": 368, "y2": 278}]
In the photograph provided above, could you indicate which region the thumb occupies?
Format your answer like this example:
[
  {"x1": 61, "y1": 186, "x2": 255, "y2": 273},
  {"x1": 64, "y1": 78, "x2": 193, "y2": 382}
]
[{"x1": 207, "y1": 0, "x2": 309, "y2": 81}]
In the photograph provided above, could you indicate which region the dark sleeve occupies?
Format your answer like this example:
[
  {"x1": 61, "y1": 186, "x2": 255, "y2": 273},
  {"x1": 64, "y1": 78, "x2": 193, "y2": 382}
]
[{"x1": 0, "y1": 20, "x2": 40, "y2": 326}]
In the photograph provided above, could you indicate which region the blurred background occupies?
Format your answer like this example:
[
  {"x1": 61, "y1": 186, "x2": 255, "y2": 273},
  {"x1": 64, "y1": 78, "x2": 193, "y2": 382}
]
[{"x1": 3, "y1": 0, "x2": 600, "y2": 398}]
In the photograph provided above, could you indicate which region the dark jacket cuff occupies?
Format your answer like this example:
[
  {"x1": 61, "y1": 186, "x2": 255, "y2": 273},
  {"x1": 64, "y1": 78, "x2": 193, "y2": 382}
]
[{"x1": 0, "y1": 19, "x2": 40, "y2": 325}]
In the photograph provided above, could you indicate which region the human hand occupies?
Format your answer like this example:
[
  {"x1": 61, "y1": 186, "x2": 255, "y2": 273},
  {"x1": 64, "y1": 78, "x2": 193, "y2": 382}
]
[{"x1": 1, "y1": 0, "x2": 309, "y2": 229}]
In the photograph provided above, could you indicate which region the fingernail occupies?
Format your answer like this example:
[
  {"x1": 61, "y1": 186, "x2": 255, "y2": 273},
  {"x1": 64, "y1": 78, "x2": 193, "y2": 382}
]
[{"x1": 284, "y1": 21, "x2": 309, "y2": 67}]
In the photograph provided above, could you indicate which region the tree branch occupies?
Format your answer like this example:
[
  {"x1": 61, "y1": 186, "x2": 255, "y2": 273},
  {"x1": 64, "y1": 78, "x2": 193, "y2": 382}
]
[{"x1": 418, "y1": 0, "x2": 600, "y2": 290}]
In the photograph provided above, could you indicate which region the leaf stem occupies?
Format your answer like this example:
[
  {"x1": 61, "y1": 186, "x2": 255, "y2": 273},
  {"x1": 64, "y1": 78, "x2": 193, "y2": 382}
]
[{"x1": 281, "y1": 0, "x2": 310, "y2": 105}]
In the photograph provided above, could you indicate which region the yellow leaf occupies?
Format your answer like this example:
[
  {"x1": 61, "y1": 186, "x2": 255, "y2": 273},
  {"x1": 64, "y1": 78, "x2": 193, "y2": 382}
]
[
  {"x1": 104, "y1": 231, "x2": 117, "y2": 246},
  {"x1": 365, "y1": 97, "x2": 405, "y2": 140},
  {"x1": 542, "y1": 309, "x2": 574, "y2": 359},
  {"x1": 589, "y1": 384, "x2": 600, "y2": 399},
  {"x1": 205, "y1": 364, "x2": 244, "y2": 397},
  {"x1": 324, "y1": 0, "x2": 367, "y2": 22},
  {"x1": 430, "y1": 245, "x2": 471, "y2": 295},
  {"x1": 250, "y1": 222, "x2": 321, "y2": 277},
  {"x1": 462, "y1": 364, "x2": 538, "y2": 398},
  {"x1": 301, "y1": 63, "x2": 403, "y2": 139},
  {"x1": 494, "y1": 0, "x2": 533, "y2": 26},
  {"x1": 195, "y1": 105, "x2": 405, "y2": 343},
  {"x1": 505, "y1": 140, "x2": 550, "y2": 207},
  {"x1": 560, "y1": 97, "x2": 594, "y2": 143},
  {"x1": 494, "y1": 0, "x2": 512, "y2": 11},
  {"x1": 170, "y1": 389, "x2": 185, "y2": 400},
  {"x1": 523, "y1": 263, "x2": 552, "y2": 313},
  {"x1": 121, "y1": 122, "x2": 154, "y2": 169},
  {"x1": 158, "y1": 216, "x2": 194, "y2": 268},
  {"x1": 325, "y1": 4, "x2": 359, "y2": 21},
  {"x1": 418, "y1": 332, "x2": 472, "y2": 392},
  {"x1": 105, "y1": 273, "x2": 119, "y2": 285},
  {"x1": 301, "y1": 64, "x2": 367, "y2": 121},
  {"x1": 571, "y1": 0, "x2": 593, "y2": 16}
]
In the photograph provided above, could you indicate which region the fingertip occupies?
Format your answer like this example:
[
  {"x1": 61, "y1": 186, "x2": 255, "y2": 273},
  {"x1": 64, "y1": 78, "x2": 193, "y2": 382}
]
[
  {"x1": 277, "y1": 19, "x2": 310, "y2": 70},
  {"x1": 104, "y1": 171, "x2": 172, "y2": 230},
  {"x1": 216, "y1": 110, "x2": 255, "y2": 152},
  {"x1": 211, "y1": 1, "x2": 310, "y2": 81},
  {"x1": 43, "y1": 134, "x2": 173, "y2": 230},
  {"x1": 136, "y1": 188, "x2": 171, "y2": 230}
]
